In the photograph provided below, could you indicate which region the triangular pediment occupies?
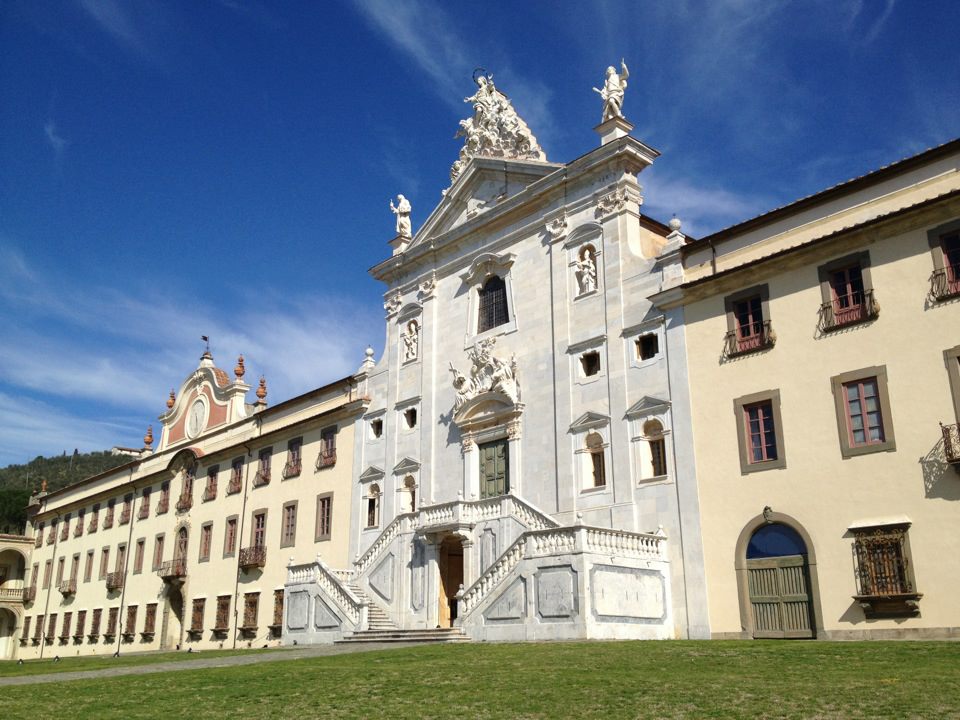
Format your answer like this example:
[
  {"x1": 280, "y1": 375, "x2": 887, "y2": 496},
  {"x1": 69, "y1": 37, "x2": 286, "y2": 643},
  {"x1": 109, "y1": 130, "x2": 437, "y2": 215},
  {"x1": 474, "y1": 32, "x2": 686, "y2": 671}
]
[
  {"x1": 569, "y1": 411, "x2": 610, "y2": 432},
  {"x1": 625, "y1": 396, "x2": 671, "y2": 418},
  {"x1": 392, "y1": 457, "x2": 421, "y2": 475},
  {"x1": 359, "y1": 465, "x2": 385, "y2": 483}
]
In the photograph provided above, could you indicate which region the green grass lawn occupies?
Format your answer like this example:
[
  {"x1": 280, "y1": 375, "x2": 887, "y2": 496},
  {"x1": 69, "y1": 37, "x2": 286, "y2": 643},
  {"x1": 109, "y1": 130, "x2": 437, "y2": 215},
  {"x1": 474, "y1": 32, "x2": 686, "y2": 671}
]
[
  {"x1": 0, "y1": 646, "x2": 281, "y2": 677},
  {"x1": 4, "y1": 641, "x2": 960, "y2": 719}
]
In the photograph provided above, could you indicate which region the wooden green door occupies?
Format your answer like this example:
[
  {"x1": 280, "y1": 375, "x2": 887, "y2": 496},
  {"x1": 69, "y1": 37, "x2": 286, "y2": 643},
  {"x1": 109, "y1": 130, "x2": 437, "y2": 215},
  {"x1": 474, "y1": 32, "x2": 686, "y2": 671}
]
[
  {"x1": 747, "y1": 555, "x2": 814, "y2": 639},
  {"x1": 478, "y1": 439, "x2": 509, "y2": 499}
]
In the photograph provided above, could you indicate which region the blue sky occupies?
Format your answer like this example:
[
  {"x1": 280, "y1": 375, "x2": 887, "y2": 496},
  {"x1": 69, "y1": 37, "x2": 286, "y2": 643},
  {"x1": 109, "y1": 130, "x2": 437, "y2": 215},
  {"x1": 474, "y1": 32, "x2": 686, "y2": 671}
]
[{"x1": 1, "y1": 0, "x2": 958, "y2": 468}]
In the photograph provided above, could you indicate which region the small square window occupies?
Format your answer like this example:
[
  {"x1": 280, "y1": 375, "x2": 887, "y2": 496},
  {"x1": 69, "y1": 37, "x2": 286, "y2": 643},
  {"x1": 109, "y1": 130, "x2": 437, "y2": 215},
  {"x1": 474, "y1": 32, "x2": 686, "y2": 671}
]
[
  {"x1": 636, "y1": 334, "x2": 659, "y2": 361},
  {"x1": 404, "y1": 408, "x2": 417, "y2": 429},
  {"x1": 371, "y1": 418, "x2": 383, "y2": 438},
  {"x1": 580, "y1": 351, "x2": 601, "y2": 377}
]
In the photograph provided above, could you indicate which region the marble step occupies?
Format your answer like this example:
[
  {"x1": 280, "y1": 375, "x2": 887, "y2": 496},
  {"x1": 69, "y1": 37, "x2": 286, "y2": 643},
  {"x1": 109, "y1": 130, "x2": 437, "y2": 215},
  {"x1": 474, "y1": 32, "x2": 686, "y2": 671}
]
[{"x1": 335, "y1": 628, "x2": 471, "y2": 644}]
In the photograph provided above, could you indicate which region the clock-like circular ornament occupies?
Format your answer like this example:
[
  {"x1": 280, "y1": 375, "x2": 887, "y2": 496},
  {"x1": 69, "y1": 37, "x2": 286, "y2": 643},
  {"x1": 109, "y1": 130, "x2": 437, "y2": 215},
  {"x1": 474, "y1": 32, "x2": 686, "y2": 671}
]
[{"x1": 187, "y1": 399, "x2": 206, "y2": 438}]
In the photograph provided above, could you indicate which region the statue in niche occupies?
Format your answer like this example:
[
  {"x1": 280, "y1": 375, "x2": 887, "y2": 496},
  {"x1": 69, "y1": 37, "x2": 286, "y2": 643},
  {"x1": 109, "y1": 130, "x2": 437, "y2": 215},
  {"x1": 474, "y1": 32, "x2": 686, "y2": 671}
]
[
  {"x1": 390, "y1": 194, "x2": 412, "y2": 238},
  {"x1": 450, "y1": 338, "x2": 519, "y2": 411},
  {"x1": 576, "y1": 246, "x2": 598, "y2": 295},
  {"x1": 402, "y1": 320, "x2": 419, "y2": 362},
  {"x1": 593, "y1": 59, "x2": 630, "y2": 122}
]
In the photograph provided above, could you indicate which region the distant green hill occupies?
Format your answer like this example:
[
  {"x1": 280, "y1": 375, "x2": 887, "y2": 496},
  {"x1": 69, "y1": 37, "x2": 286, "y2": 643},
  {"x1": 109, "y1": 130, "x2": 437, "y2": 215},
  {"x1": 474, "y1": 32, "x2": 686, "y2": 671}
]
[{"x1": 0, "y1": 450, "x2": 130, "y2": 534}]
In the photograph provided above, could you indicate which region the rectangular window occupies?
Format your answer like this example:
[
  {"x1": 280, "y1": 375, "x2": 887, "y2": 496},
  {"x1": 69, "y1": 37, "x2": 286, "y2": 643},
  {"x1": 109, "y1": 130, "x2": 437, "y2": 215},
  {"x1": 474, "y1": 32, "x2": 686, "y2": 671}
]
[
  {"x1": 723, "y1": 285, "x2": 774, "y2": 357},
  {"x1": 104, "y1": 500, "x2": 115, "y2": 529},
  {"x1": 84, "y1": 551, "x2": 94, "y2": 582},
  {"x1": 157, "y1": 482, "x2": 170, "y2": 514},
  {"x1": 852, "y1": 523, "x2": 920, "y2": 617},
  {"x1": 204, "y1": 466, "x2": 218, "y2": 501},
  {"x1": 178, "y1": 470, "x2": 194, "y2": 511},
  {"x1": 190, "y1": 598, "x2": 205, "y2": 633},
  {"x1": 252, "y1": 511, "x2": 267, "y2": 548},
  {"x1": 75, "y1": 509, "x2": 84, "y2": 537},
  {"x1": 60, "y1": 515, "x2": 70, "y2": 541},
  {"x1": 89, "y1": 504, "x2": 99, "y2": 533},
  {"x1": 272, "y1": 589, "x2": 284, "y2": 628},
  {"x1": 365, "y1": 487, "x2": 380, "y2": 529},
  {"x1": 281, "y1": 502, "x2": 297, "y2": 547},
  {"x1": 60, "y1": 612, "x2": 72, "y2": 640},
  {"x1": 35, "y1": 522, "x2": 43, "y2": 547},
  {"x1": 124, "y1": 605, "x2": 137, "y2": 636},
  {"x1": 318, "y1": 427, "x2": 337, "y2": 468},
  {"x1": 215, "y1": 595, "x2": 231, "y2": 630},
  {"x1": 47, "y1": 614, "x2": 57, "y2": 642},
  {"x1": 120, "y1": 494, "x2": 132, "y2": 525},
  {"x1": 733, "y1": 390, "x2": 787, "y2": 473},
  {"x1": 153, "y1": 534, "x2": 165, "y2": 570},
  {"x1": 242, "y1": 592, "x2": 259, "y2": 629},
  {"x1": 115, "y1": 543, "x2": 127, "y2": 574},
  {"x1": 199, "y1": 523, "x2": 212, "y2": 562},
  {"x1": 42, "y1": 560, "x2": 52, "y2": 589},
  {"x1": 636, "y1": 333, "x2": 659, "y2": 361},
  {"x1": 830, "y1": 366, "x2": 896, "y2": 457},
  {"x1": 138, "y1": 488, "x2": 151, "y2": 519},
  {"x1": 580, "y1": 351, "x2": 601, "y2": 377},
  {"x1": 106, "y1": 607, "x2": 119, "y2": 636},
  {"x1": 315, "y1": 494, "x2": 333, "y2": 542},
  {"x1": 134, "y1": 539, "x2": 145, "y2": 574},
  {"x1": 817, "y1": 252, "x2": 877, "y2": 331},
  {"x1": 70, "y1": 553, "x2": 80, "y2": 581},
  {"x1": 47, "y1": 522, "x2": 56, "y2": 545},
  {"x1": 477, "y1": 276, "x2": 508, "y2": 333},
  {"x1": 55, "y1": 557, "x2": 65, "y2": 586},
  {"x1": 283, "y1": 438, "x2": 303, "y2": 478},
  {"x1": 91, "y1": 609, "x2": 102, "y2": 638},
  {"x1": 650, "y1": 436, "x2": 668, "y2": 477},
  {"x1": 229, "y1": 458, "x2": 244, "y2": 494},
  {"x1": 934, "y1": 231, "x2": 960, "y2": 299},
  {"x1": 254, "y1": 449, "x2": 272, "y2": 486},
  {"x1": 21, "y1": 616, "x2": 31, "y2": 642},
  {"x1": 30, "y1": 562, "x2": 38, "y2": 589},
  {"x1": 224, "y1": 516, "x2": 238, "y2": 557},
  {"x1": 33, "y1": 615, "x2": 43, "y2": 643},
  {"x1": 144, "y1": 603, "x2": 157, "y2": 635},
  {"x1": 75, "y1": 610, "x2": 86, "y2": 638}
]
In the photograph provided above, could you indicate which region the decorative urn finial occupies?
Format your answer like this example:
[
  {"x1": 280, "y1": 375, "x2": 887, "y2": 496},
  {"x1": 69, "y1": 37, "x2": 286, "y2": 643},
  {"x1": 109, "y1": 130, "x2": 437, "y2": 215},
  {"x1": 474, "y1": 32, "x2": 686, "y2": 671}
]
[
  {"x1": 166, "y1": 389, "x2": 176, "y2": 409},
  {"x1": 669, "y1": 216, "x2": 682, "y2": 233},
  {"x1": 234, "y1": 354, "x2": 246, "y2": 381},
  {"x1": 143, "y1": 425, "x2": 154, "y2": 449},
  {"x1": 256, "y1": 376, "x2": 268, "y2": 401}
]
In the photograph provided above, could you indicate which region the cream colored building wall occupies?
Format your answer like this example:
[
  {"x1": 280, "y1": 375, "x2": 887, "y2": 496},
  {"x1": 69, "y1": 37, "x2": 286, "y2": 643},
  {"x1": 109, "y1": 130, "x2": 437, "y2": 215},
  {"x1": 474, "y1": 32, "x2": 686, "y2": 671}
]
[
  {"x1": 16, "y1": 378, "x2": 361, "y2": 659},
  {"x1": 684, "y1": 195, "x2": 960, "y2": 638}
]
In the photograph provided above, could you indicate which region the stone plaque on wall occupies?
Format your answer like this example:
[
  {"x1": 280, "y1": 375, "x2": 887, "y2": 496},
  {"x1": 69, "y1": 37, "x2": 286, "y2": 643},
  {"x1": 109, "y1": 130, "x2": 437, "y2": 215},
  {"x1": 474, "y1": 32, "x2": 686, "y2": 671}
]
[
  {"x1": 480, "y1": 528, "x2": 497, "y2": 574},
  {"x1": 369, "y1": 553, "x2": 395, "y2": 602},
  {"x1": 591, "y1": 566, "x2": 665, "y2": 620},
  {"x1": 484, "y1": 577, "x2": 526, "y2": 622},
  {"x1": 536, "y1": 565, "x2": 577, "y2": 619},
  {"x1": 287, "y1": 590, "x2": 308, "y2": 631},
  {"x1": 410, "y1": 539, "x2": 425, "y2": 612},
  {"x1": 314, "y1": 597, "x2": 340, "y2": 629}
]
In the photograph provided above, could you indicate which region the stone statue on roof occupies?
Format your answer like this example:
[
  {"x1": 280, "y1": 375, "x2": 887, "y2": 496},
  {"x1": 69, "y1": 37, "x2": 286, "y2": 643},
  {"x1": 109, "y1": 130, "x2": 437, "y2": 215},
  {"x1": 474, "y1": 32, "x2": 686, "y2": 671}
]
[
  {"x1": 593, "y1": 59, "x2": 630, "y2": 122},
  {"x1": 390, "y1": 194, "x2": 412, "y2": 238}
]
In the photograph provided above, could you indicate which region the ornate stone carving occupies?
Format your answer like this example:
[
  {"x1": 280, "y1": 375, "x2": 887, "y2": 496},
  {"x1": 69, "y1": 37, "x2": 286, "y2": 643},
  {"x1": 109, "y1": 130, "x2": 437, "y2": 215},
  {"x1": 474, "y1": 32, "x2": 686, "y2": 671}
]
[
  {"x1": 449, "y1": 338, "x2": 520, "y2": 411},
  {"x1": 461, "y1": 432, "x2": 476, "y2": 454},
  {"x1": 450, "y1": 72, "x2": 547, "y2": 186},
  {"x1": 389, "y1": 194, "x2": 412, "y2": 239},
  {"x1": 575, "y1": 246, "x2": 598, "y2": 295},
  {"x1": 383, "y1": 292, "x2": 402, "y2": 316},
  {"x1": 596, "y1": 187, "x2": 629, "y2": 218},
  {"x1": 593, "y1": 60, "x2": 630, "y2": 122},
  {"x1": 402, "y1": 319, "x2": 419, "y2": 362},
  {"x1": 506, "y1": 419, "x2": 522, "y2": 440},
  {"x1": 545, "y1": 216, "x2": 568, "y2": 241},
  {"x1": 419, "y1": 272, "x2": 437, "y2": 299}
]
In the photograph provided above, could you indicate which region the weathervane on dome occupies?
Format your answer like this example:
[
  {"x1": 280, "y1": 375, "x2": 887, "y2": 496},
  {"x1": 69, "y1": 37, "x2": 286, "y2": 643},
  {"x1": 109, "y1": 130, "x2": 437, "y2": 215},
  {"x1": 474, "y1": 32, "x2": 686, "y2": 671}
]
[{"x1": 201, "y1": 335, "x2": 210, "y2": 355}]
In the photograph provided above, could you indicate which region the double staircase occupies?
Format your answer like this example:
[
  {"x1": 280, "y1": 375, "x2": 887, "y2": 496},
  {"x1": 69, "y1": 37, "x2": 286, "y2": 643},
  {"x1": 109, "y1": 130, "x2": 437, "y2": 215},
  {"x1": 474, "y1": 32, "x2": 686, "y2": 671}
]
[{"x1": 334, "y1": 582, "x2": 470, "y2": 645}]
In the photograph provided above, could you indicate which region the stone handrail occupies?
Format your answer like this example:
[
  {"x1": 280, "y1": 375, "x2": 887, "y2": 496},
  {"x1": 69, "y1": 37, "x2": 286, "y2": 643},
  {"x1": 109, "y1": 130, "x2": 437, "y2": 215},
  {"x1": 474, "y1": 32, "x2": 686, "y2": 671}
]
[
  {"x1": 353, "y1": 512, "x2": 415, "y2": 577},
  {"x1": 459, "y1": 525, "x2": 665, "y2": 617},
  {"x1": 502, "y1": 494, "x2": 560, "y2": 530},
  {"x1": 416, "y1": 494, "x2": 560, "y2": 532},
  {"x1": 287, "y1": 558, "x2": 365, "y2": 627},
  {"x1": 0, "y1": 587, "x2": 24, "y2": 602}
]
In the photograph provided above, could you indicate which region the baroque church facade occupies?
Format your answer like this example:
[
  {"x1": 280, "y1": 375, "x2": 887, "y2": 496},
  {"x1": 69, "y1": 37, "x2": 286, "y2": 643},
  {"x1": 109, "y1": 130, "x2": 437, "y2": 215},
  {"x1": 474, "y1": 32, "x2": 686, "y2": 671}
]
[{"x1": 3, "y1": 69, "x2": 959, "y2": 659}]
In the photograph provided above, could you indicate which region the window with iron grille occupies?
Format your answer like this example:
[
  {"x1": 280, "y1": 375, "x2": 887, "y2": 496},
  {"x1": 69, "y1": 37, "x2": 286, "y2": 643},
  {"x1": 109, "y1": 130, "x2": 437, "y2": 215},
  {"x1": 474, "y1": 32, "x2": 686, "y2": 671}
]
[
  {"x1": 315, "y1": 494, "x2": 333, "y2": 541},
  {"x1": 283, "y1": 438, "x2": 303, "y2": 478},
  {"x1": 852, "y1": 524, "x2": 921, "y2": 617},
  {"x1": 254, "y1": 449, "x2": 272, "y2": 486},
  {"x1": 224, "y1": 517, "x2": 238, "y2": 557},
  {"x1": 280, "y1": 503, "x2": 297, "y2": 548},
  {"x1": 144, "y1": 603, "x2": 157, "y2": 635},
  {"x1": 75, "y1": 610, "x2": 86, "y2": 638},
  {"x1": 242, "y1": 592, "x2": 259, "y2": 629},
  {"x1": 60, "y1": 612, "x2": 72, "y2": 640},
  {"x1": 106, "y1": 607, "x2": 119, "y2": 636},
  {"x1": 199, "y1": 523, "x2": 212, "y2": 562},
  {"x1": 477, "y1": 275, "x2": 508, "y2": 333},
  {"x1": 191, "y1": 598, "x2": 205, "y2": 632},
  {"x1": 317, "y1": 428, "x2": 337, "y2": 468},
  {"x1": 90, "y1": 609, "x2": 102, "y2": 637},
  {"x1": 215, "y1": 595, "x2": 231, "y2": 630},
  {"x1": 133, "y1": 539, "x2": 145, "y2": 574},
  {"x1": 272, "y1": 589, "x2": 284, "y2": 626},
  {"x1": 124, "y1": 605, "x2": 137, "y2": 635}
]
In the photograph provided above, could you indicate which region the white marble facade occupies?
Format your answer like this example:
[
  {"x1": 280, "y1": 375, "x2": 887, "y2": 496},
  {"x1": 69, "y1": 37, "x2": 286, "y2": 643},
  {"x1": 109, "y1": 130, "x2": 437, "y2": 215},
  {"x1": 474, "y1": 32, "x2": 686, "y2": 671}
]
[{"x1": 285, "y1": 74, "x2": 709, "y2": 643}]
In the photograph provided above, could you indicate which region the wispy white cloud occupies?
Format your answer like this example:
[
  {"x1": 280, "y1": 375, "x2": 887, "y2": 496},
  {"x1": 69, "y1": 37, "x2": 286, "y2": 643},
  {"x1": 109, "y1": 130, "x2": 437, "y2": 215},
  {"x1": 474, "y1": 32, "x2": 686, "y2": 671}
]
[
  {"x1": 642, "y1": 172, "x2": 770, "y2": 238},
  {"x1": 845, "y1": 0, "x2": 897, "y2": 45},
  {"x1": 77, "y1": 0, "x2": 157, "y2": 60},
  {"x1": 43, "y1": 120, "x2": 68, "y2": 157}
]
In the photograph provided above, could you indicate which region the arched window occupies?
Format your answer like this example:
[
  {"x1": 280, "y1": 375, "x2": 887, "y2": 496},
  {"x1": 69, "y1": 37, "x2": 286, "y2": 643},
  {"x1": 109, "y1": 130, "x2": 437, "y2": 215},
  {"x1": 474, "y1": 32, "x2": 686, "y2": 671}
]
[
  {"x1": 746, "y1": 523, "x2": 807, "y2": 559},
  {"x1": 477, "y1": 276, "x2": 508, "y2": 333},
  {"x1": 366, "y1": 484, "x2": 381, "y2": 529},
  {"x1": 643, "y1": 419, "x2": 668, "y2": 477},
  {"x1": 586, "y1": 432, "x2": 605, "y2": 487},
  {"x1": 403, "y1": 476, "x2": 417, "y2": 513}
]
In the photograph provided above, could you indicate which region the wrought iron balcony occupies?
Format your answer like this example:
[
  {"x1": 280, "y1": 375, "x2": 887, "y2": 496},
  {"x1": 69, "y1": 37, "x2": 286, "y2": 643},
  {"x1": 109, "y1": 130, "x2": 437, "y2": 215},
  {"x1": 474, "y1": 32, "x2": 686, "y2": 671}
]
[
  {"x1": 929, "y1": 267, "x2": 960, "y2": 302},
  {"x1": 74, "y1": 523, "x2": 83, "y2": 537},
  {"x1": 60, "y1": 525, "x2": 69, "y2": 541},
  {"x1": 22, "y1": 586, "x2": 36, "y2": 603},
  {"x1": 316, "y1": 450, "x2": 337, "y2": 470},
  {"x1": 156, "y1": 498, "x2": 169, "y2": 515},
  {"x1": 105, "y1": 572, "x2": 125, "y2": 591},
  {"x1": 203, "y1": 484, "x2": 217, "y2": 502},
  {"x1": 238, "y1": 545, "x2": 266, "y2": 570},
  {"x1": 252, "y1": 469, "x2": 271, "y2": 487},
  {"x1": 175, "y1": 494, "x2": 193, "y2": 512},
  {"x1": 723, "y1": 321, "x2": 776, "y2": 358},
  {"x1": 157, "y1": 558, "x2": 187, "y2": 581},
  {"x1": 103, "y1": 512, "x2": 114, "y2": 529},
  {"x1": 818, "y1": 290, "x2": 879, "y2": 332},
  {"x1": 34, "y1": 533, "x2": 42, "y2": 548},
  {"x1": 119, "y1": 508, "x2": 131, "y2": 525},
  {"x1": 282, "y1": 459, "x2": 302, "y2": 479},
  {"x1": 942, "y1": 423, "x2": 960, "y2": 465},
  {"x1": 227, "y1": 477, "x2": 242, "y2": 495},
  {"x1": 138, "y1": 504, "x2": 150, "y2": 520},
  {"x1": 58, "y1": 579, "x2": 77, "y2": 596}
]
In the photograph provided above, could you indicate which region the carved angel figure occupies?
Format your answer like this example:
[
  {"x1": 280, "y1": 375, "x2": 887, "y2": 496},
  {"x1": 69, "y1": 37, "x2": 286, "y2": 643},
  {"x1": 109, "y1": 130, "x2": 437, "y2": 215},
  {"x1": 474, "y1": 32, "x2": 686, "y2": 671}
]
[
  {"x1": 576, "y1": 246, "x2": 598, "y2": 294},
  {"x1": 593, "y1": 59, "x2": 630, "y2": 121},
  {"x1": 390, "y1": 194, "x2": 412, "y2": 238},
  {"x1": 402, "y1": 320, "x2": 419, "y2": 362}
]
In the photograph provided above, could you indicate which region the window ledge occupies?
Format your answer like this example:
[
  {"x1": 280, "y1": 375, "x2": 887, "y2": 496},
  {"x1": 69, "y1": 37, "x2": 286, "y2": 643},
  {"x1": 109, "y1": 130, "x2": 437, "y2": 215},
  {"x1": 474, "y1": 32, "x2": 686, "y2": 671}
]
[
  {"x1": 638, "y1": 474, "x2": 671, "y2": 486},
  {"x1": 579, "y1": 485, "x2": 609, "y2": 495},
  {"x1": 854, "y1": 592, "x2": 922, "y2": 618}
]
